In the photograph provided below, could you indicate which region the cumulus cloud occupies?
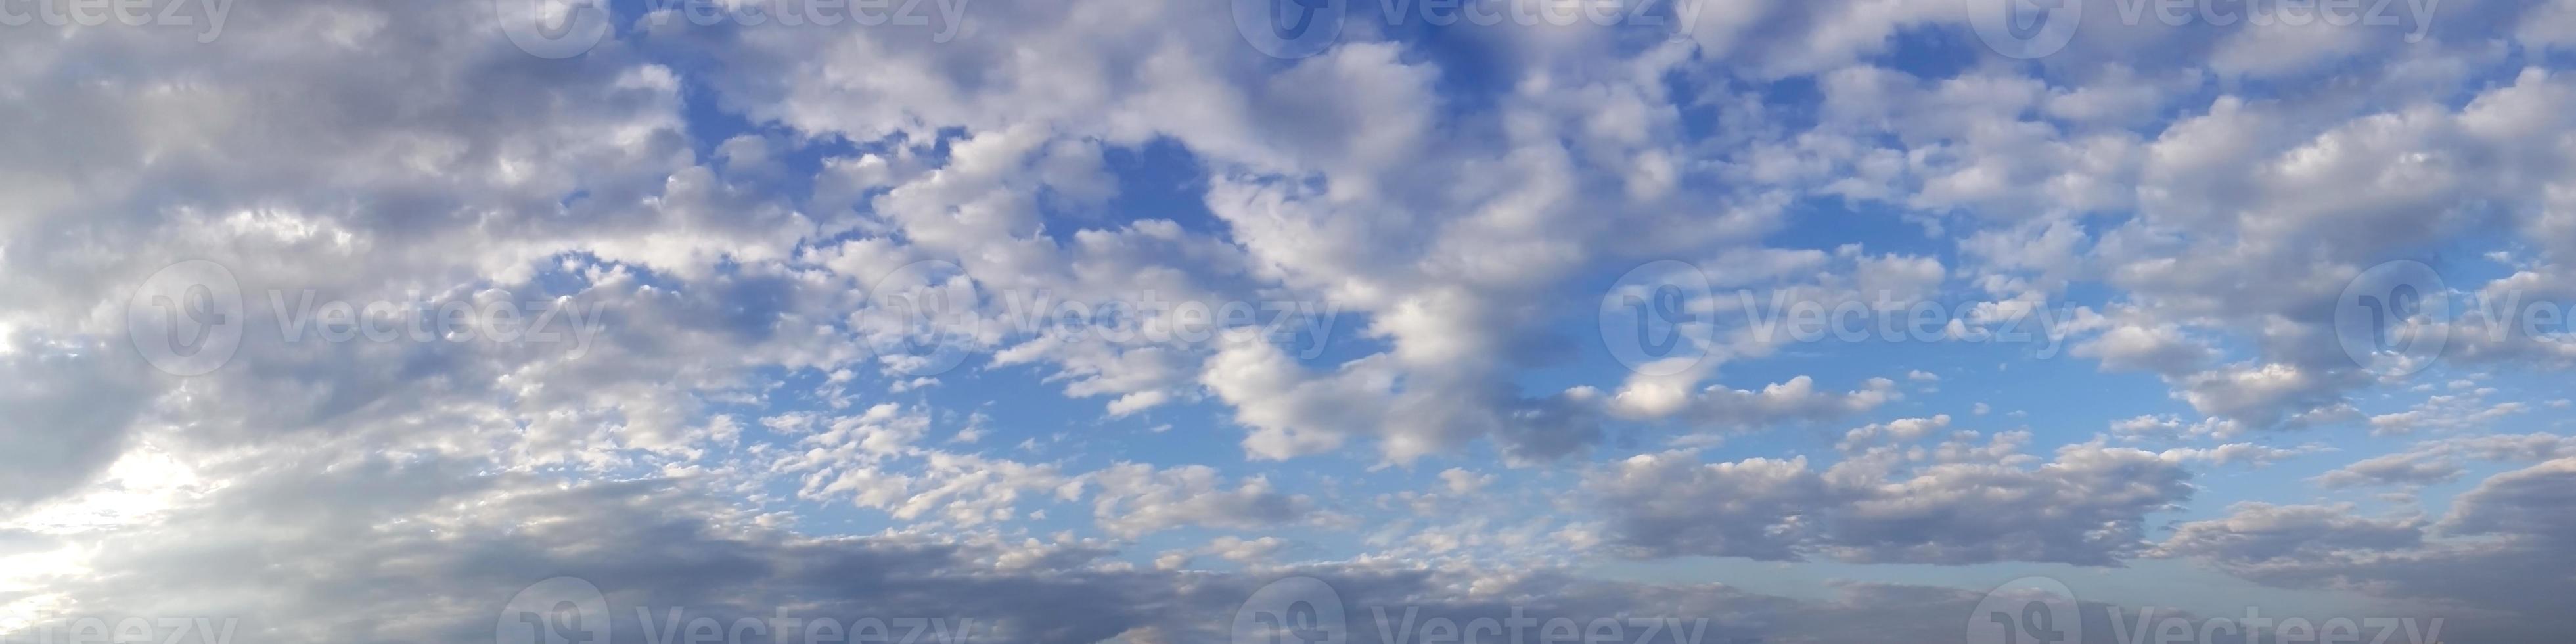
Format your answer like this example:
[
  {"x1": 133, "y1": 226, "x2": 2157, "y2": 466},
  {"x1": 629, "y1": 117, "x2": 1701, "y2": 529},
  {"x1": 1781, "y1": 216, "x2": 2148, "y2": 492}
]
[
  {"x1": 1585, "y1": 436, "x2": 2227, "y2": 565},
  {"x1": 2161, "y1": 460, "x2": 2576, "y2": 643},
  {"x1": 4, "y1": 0, "x2": 2575, "y2": 640}
]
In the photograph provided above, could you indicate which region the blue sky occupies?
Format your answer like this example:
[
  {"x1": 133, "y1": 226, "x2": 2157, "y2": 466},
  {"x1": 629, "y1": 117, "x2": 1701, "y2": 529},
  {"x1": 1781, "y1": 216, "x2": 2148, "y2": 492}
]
[{"x1": 3, "y1": 0, "x2": 2575, "y2": 643}]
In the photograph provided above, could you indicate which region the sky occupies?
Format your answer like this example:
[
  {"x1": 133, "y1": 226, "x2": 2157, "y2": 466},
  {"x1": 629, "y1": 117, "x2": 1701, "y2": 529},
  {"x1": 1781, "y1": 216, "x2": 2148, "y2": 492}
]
[{"x1": 2, "y1": 0, "x2": 2575, "y2": 643}]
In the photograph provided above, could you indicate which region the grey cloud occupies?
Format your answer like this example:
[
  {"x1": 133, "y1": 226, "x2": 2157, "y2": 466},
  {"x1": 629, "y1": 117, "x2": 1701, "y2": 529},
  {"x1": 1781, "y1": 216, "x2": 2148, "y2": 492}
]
[
  {"x1": 7, "y1": 448, "x2": 2226, "y2": 644},
  {"x1": 2162, "y1": 460, "x2": 2576, "y2": 643},
  {"x1": 0, "y1": 342, "x2": 151, "y2": 515},
  {"x1": 1585, "y1": 441, "x2": 2198, "y2": 566}
]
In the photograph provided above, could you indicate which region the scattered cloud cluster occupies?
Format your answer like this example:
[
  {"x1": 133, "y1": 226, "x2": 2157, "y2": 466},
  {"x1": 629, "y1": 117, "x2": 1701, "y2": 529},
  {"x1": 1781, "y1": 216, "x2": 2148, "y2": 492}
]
[{"x1": 2, "y1": 0, "x2": 2573, "y2": 641}]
